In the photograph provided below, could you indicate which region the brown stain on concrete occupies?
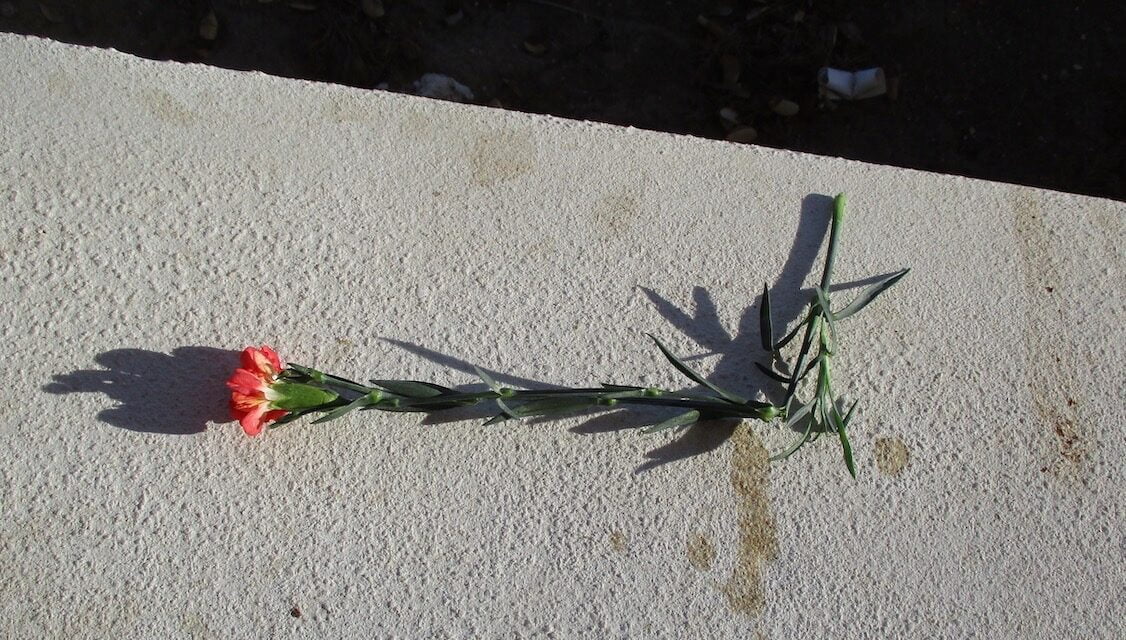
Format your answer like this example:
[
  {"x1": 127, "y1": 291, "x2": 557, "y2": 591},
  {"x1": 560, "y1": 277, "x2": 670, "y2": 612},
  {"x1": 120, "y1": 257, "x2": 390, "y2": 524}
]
[
  {"x1": 721, "y1": 425, "x2": 778, "y2": 616},
  {"x1": 608, "y1": 530, "x2": 628, "y2": 553},
  {"x1": 322, "y1": 95, "x2": 371, "y2": 123},
  {"x1": 470, "y1": 130, "x2": 535, "y2": 186},
  {"x1": 521, "y1": 235, "x2": 559, "y2": 262},
  {"x1": 874, "y1": 436, "x2": 910, "y2": 476},
  {"x1": 1012, "y1": 195, "x2": 1091, "y2": 478},
  {"x1": 46, "y1": 70, "x2": 73, "y2": 97},
  {"x1": 143, "y1": 89, "x2": 197, "y2": 125},
  {"x1": 686, "y1": 532, "x2": 716, "y2": 570},
  {"x1": 589, "y1": 189, "x2": 640, "y2": 236}
]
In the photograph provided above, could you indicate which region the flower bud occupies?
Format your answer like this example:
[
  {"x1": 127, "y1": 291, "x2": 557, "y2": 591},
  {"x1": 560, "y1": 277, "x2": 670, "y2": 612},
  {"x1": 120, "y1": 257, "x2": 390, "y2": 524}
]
[{"x1": 759, "y1": 405, "x2": 781, "y2": 421}]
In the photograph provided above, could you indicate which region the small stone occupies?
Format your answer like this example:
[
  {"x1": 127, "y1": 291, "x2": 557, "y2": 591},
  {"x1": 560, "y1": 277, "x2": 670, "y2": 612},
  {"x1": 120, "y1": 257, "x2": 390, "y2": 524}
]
[
  {"x1": 362, "y1": 0, "x2": 384, "y2": 19},
  {"x1": 199, "y1": 11, "x2": 219, "y2": 41},
  {"x1": 726, "y1": 126, "x2": 758, "y2": 144},
  {"x1": 39, "y1": 3, "x2": 63, "y2": 23},
  {"x1": 522, "y1": 37, "x2": 548, "y2": 56},
  {"x1": 769, "y1": 97, "x2": 799, "y2": 117},
  {"x1": 720, "y1": 54, "x2": 740, "y2": 86}
]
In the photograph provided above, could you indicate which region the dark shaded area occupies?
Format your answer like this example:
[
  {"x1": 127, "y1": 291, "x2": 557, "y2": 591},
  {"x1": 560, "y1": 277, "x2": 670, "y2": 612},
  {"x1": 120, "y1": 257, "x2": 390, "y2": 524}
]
[
  {"x1": 3, "y1": 0, "x2": 1123, "y2": 200},
  {"x1": 44, "y1": 347, "x2": 239, "y2": 434}
]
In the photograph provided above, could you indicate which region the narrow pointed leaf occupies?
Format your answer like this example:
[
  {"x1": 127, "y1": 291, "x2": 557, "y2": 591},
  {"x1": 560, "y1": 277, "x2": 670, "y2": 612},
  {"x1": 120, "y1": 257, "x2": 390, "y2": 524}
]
[
  {"x1": 785, "y1": 397, "x2": 814, "y2": 429},
  {"x1": 770, "y1": 420, "x2": 813, "y2": 460},
  {"x1": 783, "y1": 314, "x2": 819, "y2": 405},
  {"x1": 833, "y1": 268, "x2": 910, "y2": 321},
  {"x1": 640, "y1": 409, "x2": 700, "y2": 434},
  {"x1": 510, "y1": 396, "x2": 598, "y2": 417},
  {"x1": 312, "y1": 395, "x2": 373, "y2": 424},
  {"x1": 770, "y1": 398, "x2": 815, "y2": 460},
  {"x1": 394, "y1": 396, "x2": 482, "y2": 411},
  {"x1": 601, "y1": 389, "x2": 647, "y2": 399},
  {"x1": 269, "y1": 410, "x2": 311, "y2": 427},
  {"x1": 773, "y1": 308, "x2": 811, "y2": 351},
  {"x1": 647, "y1": 334, "x2": 746, "y2": 404},
  {"x1": 814, "y1": 286, "x2": 838, "y2": 347},
  {"x1": 759, "y1": 283, "x2": 774, "y2": 352},
  {"x1": 483, "y1": 397, "x2": 520, "y2": 425},
  {"x1": 473, "y1": 366, "x2": 504, "y2": 393},
  {"x1": 369, "y1": 379, "x2": 450, "y2": 398},
  {"x1": 287, "y1": 363, "x2": 371, "y2": 392},
  {"x1": 838, "y1": 422, "x2": 857, "y2": 478},
  {"x1": 754, "y1": 361, "x2": 791, "y2": 384}
]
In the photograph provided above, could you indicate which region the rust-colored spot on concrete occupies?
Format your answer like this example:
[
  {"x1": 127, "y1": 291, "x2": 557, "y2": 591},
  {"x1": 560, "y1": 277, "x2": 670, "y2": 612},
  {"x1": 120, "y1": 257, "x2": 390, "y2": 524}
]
[
  {"x1": 874, "y1": 436, "x2": 910, "y2": 476},
  {"x1": 1012, "y1": 195, "x2": 1091, "y2": 478},
  {"x1": 322, "y1": 94, "x2": 371, "y2": 124},
  {"x1": 47, "y1": 70, "x2": 73, "y2": 97},
  {"x1": 686, "y1": 532, "x2": 716, "y2": 570},
  {"x1": 590, "y1": 189, "x2": 639, "y2": 235},
  {"x1": 608, "y1": 530, "x2": 628, "y2": 553},
  {"x1": 470, "y1": 130, "x2": 534, "y2": 186},
  {"x1": 721, "y1": 425, "x2": 777, "y2": 616},
  {"x1": 143, "y1": 89, "x2": 197, "y2": 125}
]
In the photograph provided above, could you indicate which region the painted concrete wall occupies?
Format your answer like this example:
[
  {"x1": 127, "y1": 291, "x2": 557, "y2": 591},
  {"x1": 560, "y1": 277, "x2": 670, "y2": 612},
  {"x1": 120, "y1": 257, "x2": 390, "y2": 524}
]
[{"x1": 2, "y1": 35, "x2": 1123, "y2": 638}]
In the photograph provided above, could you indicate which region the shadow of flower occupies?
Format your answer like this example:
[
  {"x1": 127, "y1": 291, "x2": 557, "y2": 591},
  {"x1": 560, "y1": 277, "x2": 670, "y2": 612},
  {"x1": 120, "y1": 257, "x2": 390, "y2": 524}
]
[{"x1": 43, "y1": 346, "x2": 239, "y2": 435}]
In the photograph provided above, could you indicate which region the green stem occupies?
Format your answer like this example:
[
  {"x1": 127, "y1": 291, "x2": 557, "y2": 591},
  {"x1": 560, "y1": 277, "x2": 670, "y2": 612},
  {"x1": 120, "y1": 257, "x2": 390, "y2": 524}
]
[
  {"x1": 388, "y1": 387, "x2": 778, "y2": 421},
  {"x1": 820, "y1": 193, "x2": 846, "y2": 291}
]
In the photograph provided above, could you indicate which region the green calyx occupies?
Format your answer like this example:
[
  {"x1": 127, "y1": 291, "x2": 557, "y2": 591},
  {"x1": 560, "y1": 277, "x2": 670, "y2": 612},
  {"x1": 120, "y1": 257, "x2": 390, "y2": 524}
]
[{"x1": 270, "y1": 382, "x2": 339, "y2": 411}]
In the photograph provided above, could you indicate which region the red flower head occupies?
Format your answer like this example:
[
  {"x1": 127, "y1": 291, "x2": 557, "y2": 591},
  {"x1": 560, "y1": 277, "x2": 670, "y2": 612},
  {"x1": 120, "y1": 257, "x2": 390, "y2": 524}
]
[
  {"x1": 228, "y1": 345, "x2": 287, "y2": 435},
  {"x1": 227, "y1": 346, "x2": 339, "y2": 436}
]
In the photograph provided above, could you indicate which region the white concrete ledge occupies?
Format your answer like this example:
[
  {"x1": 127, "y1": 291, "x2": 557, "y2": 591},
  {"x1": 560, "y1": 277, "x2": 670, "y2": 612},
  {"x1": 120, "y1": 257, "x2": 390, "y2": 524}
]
[{"x1": 2, "y1": 34, "x2": 1123, "y2": 637}]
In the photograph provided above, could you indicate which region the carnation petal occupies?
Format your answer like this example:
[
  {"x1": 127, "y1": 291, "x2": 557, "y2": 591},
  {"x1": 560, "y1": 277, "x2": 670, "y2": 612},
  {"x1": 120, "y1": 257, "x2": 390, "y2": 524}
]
[{"x1": 227, "y1": 368, "x2": 268, "y2": 395}]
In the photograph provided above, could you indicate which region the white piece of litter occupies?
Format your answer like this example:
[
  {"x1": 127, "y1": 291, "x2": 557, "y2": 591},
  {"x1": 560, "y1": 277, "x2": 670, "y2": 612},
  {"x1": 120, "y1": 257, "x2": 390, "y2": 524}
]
[
  {"x1": 818, "y1": 67, "x2": 887, "y2": 100},
  {"x1": 411, "y1": 73, "x2": 475, "y2": 103}
]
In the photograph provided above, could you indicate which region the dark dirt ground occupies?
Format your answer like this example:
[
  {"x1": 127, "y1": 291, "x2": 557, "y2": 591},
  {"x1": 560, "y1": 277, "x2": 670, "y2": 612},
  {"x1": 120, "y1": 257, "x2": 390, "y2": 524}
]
[{"x1": 4, "y1": 0, "x2": 1124, "y2": 201}]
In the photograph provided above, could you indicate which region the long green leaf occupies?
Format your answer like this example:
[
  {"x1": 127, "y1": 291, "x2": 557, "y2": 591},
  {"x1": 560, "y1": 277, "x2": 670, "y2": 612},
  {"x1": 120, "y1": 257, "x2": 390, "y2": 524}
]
[
  {"x1": 838, "y1": 423, "x2": 857, "y2": 479},
  {"x1": 269, "y1": 409, "x2": 311, "y2": 428},
  {"x1": 759, "y1": 283, "x2": 774, "y2": 352},
  {"x1": 288, "y1": 363, "x2": 370, "y2": 392},
  {"x1": 509, "y1": 397, "x2": 598, "y2": 417},
  {"x1": 773, "y1": 307, "x2": 812, "y2": 350},
  {"x1": 640, "y1": 410, "x2": 700, "y2": 434},
  {"x1": 473, "y1": 366, "x2": 505, "y2": 393},
  {"x1": 833, "y1": 268, "x2": 910, "y2": 321},
  {"x1": 312, "y1": 394, "x2": 373, "y2": 424},
  {"x1": 754, "y1": 361, "x2": 791, "y2": 384},
  {"x1": 783, "y1": 313, "x2": 819, "y2": 405},
  {"x1": 369, "y1": 380, "x2": 450, "y2": 398},
  {"x1": 771, "y1": 419, "x2": 813, "y2": 459},
  {"x1": 647, "y1": 334, "x2": 746, "y2": 404},
  {"x1": 483, "y1": 398, "x2": 521, "y2": 425},
  {"x1": 822, "y1": 397, "x2": 858, "y2": 478},
  {"x1": 814, "y1": 286, "x2": 838, "y2": 349},
  {"x1": 770, "y1": 398, "x2": 816, "y2": 460}
]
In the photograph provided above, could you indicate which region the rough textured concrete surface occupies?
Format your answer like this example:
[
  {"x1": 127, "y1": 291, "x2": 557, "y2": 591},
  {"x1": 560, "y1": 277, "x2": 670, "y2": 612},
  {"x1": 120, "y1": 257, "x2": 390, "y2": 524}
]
[{"x1": 1, "y1": 35, "x2": 1123, "y2": 638}]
